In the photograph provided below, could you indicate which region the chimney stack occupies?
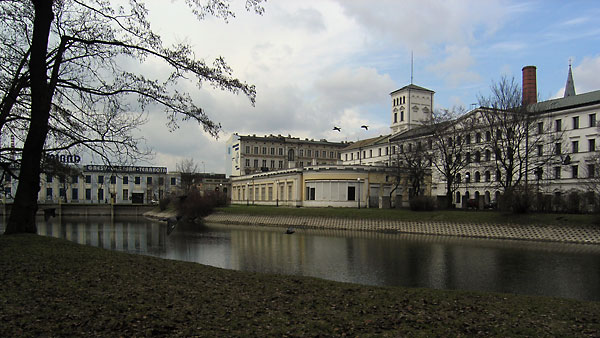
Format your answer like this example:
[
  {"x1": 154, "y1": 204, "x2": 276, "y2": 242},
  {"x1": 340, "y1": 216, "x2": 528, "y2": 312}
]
[{"x1": 522, "y1": 65, "x2": 537, "y2": 105}]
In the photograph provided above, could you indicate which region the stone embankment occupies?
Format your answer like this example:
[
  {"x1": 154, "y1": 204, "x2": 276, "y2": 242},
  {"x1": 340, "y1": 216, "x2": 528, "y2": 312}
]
[{"x1": 204, "y1": 213, "x2": 600, "y2": 245}]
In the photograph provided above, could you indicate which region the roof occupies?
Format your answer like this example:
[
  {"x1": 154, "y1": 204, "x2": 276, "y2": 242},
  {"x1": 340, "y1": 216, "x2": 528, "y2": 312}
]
[
  {"x1": 237, "y1": 134, "x2": 348, "y2": 147},
  {"x1": 388, "y1": 121, "x2": 453, "y2": 142},
  {"x1": 529, "y1": 89, "x2": 600, "y2": 114},
  {"x1": 390, "y1": 84, "x2": 435, "y2": 95},
  {"x1": 342, "y1": 134, "x2": 390, "y2": 151}
]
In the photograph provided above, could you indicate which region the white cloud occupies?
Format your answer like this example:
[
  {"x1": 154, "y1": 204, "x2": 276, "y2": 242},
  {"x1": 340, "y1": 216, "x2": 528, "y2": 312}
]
[{"x1": 427, "y1": 45, "x2": 481, "y2": 86}]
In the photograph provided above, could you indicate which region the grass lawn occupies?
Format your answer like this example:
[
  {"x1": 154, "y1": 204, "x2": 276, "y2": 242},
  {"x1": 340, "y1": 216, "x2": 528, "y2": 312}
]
[
  {"x1": 216, "y1": 205, "x2": 599, "y2": 227},
  {"x1": 1, "y1": 234, "x2": 599, "y2": 337}
]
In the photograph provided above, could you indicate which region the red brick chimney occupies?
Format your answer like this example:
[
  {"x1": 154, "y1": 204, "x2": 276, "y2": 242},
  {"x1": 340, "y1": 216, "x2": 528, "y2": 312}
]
[{"x1": 522, "y1": 65, "x2": 537, "y2": 105}]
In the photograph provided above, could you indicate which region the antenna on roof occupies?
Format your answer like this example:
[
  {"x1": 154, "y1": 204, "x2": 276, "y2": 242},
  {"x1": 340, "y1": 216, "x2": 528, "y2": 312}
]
[{"x1": 410, "y1": 51, "x2": 414, "y2": 84}]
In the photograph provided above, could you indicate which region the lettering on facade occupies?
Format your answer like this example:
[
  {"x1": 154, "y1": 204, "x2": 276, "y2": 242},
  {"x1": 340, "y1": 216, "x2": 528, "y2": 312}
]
[
  {"x1": 84, "y1": 165, "x2": 168, "y2": 174},
  {"x1": 46, "y1": 154, "x2": 81, "y2": 164}
]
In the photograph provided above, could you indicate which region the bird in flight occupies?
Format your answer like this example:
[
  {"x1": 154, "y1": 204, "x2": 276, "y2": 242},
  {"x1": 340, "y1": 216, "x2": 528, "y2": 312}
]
[
  {"x1": 333, "y1": 126, "x2": 341, "y2": 132},
  {"x1": 361, "y1": 125, "x2": 369, "y2": 130}
]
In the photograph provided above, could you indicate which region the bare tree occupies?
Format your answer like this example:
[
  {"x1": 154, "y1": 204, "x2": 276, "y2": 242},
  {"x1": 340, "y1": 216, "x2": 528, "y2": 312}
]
[
  {"x1": 477, "y1": 76, "x2": 563, "y2": 211},
  {"x1": 389, "y1": 130, "x2": 432, "y2": 204},
  {"x1": 425, "y1": 106, "x2": 471, "y2": 208},
  {"x1": 176, "y1": 157, "x2": 199, "y2": 193},
  {"x1": 2, "y1": 0, "x2": 264, "y2": 234}
]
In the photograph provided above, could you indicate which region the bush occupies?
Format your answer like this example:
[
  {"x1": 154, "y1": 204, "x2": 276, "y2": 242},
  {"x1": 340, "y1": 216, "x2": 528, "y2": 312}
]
[
  {"x1": 409, "y1": 195, "x2": 436, "y2": 211},
  {"x1": 158, "y1": 196, "x2": 171, "y2": 211},
  {"x1": 176, "y1": 189, "x2": 228, "y2": 220}
]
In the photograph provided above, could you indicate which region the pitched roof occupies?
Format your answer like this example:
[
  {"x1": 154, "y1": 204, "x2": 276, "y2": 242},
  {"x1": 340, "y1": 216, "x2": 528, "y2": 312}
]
[
  {"x1": 530, "y1": 89, "x2": 600, "y2": 113},
  {"x1": 343, "y1": 134, "x2": 390, "y2": 150},
  {"x1": 390, "y1": 84, "x2": 435, "y2": 95}
]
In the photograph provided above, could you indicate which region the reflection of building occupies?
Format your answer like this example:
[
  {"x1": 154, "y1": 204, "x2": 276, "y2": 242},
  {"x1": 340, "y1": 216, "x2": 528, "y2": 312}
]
[
  {"x1": 226, "y1": 134, "x2": 348, "y2": 177},
  {"x1": 177, "y1": 172, "x2": 230, "y2": 196},
  {"x1": 2, "y1": 164, "x2": 180, "y2": 204},
  {"x1": 230, "y1": 165, "x2": 421, "y2": 208}
]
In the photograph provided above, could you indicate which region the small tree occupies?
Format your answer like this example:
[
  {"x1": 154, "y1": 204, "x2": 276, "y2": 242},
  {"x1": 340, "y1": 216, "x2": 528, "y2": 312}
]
[{"x1": 176, "y1": 158, "x2": 200, "y2": 193}]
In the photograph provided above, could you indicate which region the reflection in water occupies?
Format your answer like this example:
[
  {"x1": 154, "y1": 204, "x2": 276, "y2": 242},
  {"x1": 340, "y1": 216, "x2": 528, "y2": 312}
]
[{"x1": 4, "y1": 217, "x2": 600, "y2": 301}]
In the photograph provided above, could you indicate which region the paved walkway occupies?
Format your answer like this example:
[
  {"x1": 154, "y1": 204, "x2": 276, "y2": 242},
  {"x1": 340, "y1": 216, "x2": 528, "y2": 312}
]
[{"x1": 204, "y1": 213, "x2": 600, "y2": 245}]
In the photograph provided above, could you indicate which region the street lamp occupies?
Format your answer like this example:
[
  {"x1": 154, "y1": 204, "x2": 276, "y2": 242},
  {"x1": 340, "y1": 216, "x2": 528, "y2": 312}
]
[{"x1": 357, "y1": 177, "x2": 361, "y2": 209}]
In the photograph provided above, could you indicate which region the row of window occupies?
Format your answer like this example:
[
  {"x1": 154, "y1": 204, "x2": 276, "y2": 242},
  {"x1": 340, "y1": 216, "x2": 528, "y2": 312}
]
[
  {"x1": 547, "y1": 113, "x2": 597, "y2": 133},
  {"x1": 392, "y1": 96, "x2": 406, "y2": 107},
  {"x1": 459, "y1": 163, "x2": 595, "y2": 185},
  {"x1": 244, "y1": 145, "x2": 337, "y2": 159},
  {"x1": 45, "y1": 174, "x2": 176, "y2": 186},
  {"x1": 45, "y1": 188, "x2": 133, "y2": 201}
]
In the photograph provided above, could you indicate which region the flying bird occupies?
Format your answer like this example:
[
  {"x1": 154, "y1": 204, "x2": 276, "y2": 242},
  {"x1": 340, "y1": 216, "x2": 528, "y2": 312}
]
[
  {"x1": 361, "y1": 125, "x2": 369, "y2": 130},
  {"x1": 333, "y1": 126, "x2": 341, "y2": 132}
]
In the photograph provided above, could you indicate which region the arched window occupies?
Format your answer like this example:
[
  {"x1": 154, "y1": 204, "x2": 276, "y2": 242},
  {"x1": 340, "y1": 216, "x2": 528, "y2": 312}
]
[
  {"x1": 456, "y1": 191, "x2": 461, "y2": 204},
  {"x1": 475, "y1": 171, "x2": 481, "y2": 183},
  {"x1": 394, "y1": 112, "x2": 397, "y2": 123},
  {"x1": 485, "y1": 171, "x2": 491, "y2": 182},
  {"x1": 485, "y1": 149, "x2": 491, "y2": 161},
  {"x1": 400, "y1": 110, "x2": 404, "y2": 121},
  {"x1": 287, "y1": 149, "x2": 295, "y2": 161}
]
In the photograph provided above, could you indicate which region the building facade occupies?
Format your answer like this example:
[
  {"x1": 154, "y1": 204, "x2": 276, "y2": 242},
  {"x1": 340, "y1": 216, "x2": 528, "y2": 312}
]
[{"x1": 226, "y1": 134, "x2": 348, "y2": 177}]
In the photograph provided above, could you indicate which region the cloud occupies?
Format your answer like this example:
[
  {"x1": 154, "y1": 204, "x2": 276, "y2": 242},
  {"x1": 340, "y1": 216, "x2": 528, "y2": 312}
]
[{"x1": 427, "y1": 45, "x2": 481, "y2": 86}]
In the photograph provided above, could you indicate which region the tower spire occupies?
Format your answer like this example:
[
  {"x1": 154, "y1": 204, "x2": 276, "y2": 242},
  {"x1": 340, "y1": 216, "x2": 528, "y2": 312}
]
[
  {"x1": 410, "y1": 51, "x2": 414, "y2": 84},
  {"x1": 564, "y1": 59, "x2": 576, "y2": 98}
]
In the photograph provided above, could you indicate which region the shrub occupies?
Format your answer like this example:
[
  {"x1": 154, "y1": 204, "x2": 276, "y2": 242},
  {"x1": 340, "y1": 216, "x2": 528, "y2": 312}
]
[
  {"x1": 158, "y1": 196, "x2": 171, "y2": 211},
  {"x1": 176, "y1": 189, "x2": 228, "y2": 220},
  {"x1": 409, "y1": 195, "x2": 436, "y2": 211}
]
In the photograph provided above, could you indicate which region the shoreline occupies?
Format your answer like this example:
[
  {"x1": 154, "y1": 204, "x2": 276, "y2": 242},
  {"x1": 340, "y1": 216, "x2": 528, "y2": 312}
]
[{"x1": 204, "y1": 212, "x2": 600, "y2": 245}]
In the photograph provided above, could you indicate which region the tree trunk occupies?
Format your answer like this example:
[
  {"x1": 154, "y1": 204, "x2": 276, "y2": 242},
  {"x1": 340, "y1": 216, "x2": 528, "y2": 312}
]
[{"x1": 4, "y1": 1, "x2": 54, "y2": 234}]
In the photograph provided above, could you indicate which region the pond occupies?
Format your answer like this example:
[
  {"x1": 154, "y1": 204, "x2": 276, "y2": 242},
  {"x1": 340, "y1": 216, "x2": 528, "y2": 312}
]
[{"x1": 4, "y1": 216, "x2": 600, "y2": 301}]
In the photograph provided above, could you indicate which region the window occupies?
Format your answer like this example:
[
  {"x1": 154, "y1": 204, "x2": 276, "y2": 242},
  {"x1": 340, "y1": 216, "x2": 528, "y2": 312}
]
[
  {"x1": 98, "y1": 188, "x2": 104, "y2": 201},
  {"x1": 588, "y1": 164, "x2": 595, "y2": 178},
  {"x1": 475, "y1": 151, "x2": 481, "y2": 162},
  {"x1": 262, "y1": 147, "x2": 267, "y2": 155},
  {"x1": 147, "y1": 177, "x2": 152, "y2": 184},
  {"x1": 554, "y1": 166, "x2": 561, "y2": 179},
  {"x1": 466, "y1": 134, "x2": 471, "y2": 144},
  {"x1": 135, "y1": 176, "x2": 141, "y2": 184},
  {"x1": 46, "y1": 188, "x2": 52, "y2": 199},
  {"x1": 123, "y1": 189, "x2": 129, "y2": 200},
  {"x1": 347, "y1": 186, "x2": 356, "y2": 201},
  {"x1": 572, "y1": 140, "x2": 579, "y2": 153},
  {"x1": 254, "y1": 146, "x2": 259, "y2": 154},
  {"x1": 590, "y1": 113, "x2": 597, "y2": 128},
  {"x1": 46, "y1": 174, "x2": 53, "y2": 183},
  {"x1": 465, "y1": 172, "x2": 471, "y2": 183},
  {"x1": 536, "y1": 168, "x2": 543, "y2": 180},
  {"x1": 485, "y1": 131, "x2": 491, "y2": 142},
  {"x1": 253, "y1": 159, "x2": 258, "y2": 168},
  {"x1": 345, "y1": 154, "x2": 348, "y2": 161},
  {"x1": 363, "y1": 151, "x2": 366, "y2": 158},
  {"x1": 98, "y1": 175, "x2": 104, "y2": 184},
  {"x1": 123, "y1": 176, "x2": 129, "y2": 184},
  {"x1": 573, "y1": 116, "x2": 579, "y2": 129},
  {"x1": 245, "y1": 159, "x2": 250, "y2": 167},
  {"x1": 307, "y1": 150, "x2": 312, "y2": 157},
  {"x1": 466, "y1": 152, "x2": 471, "y2": 163},
  {"x1": 572, "y1": 165, "x2": 579, "y2": 178},
  {"x1": 278, "y1": 161, "x2": 283, "y2": 169},
  {"x1": 270, "y1": 147, "x2": 275, "y2": 155},
  {"x1": 394, "y1": 112, "x2": 397, "y2": 123},
  {"x1": 158, "y1": 177, "x2": 164, "y2": 185},
  {"x1": 485, "y1": 149, "x2": 491, "y2": 161},
  {"x1": 369, "y1": 149, "x2": 373, "y2": 158},
  {"x1": 170, "y1": 177, "x2": 176, "y2": 185},
  {"x1": 72, "y1": 175, "x2": 79, "y2": 183},
  {"x1": 400, "y1": 111, "x2": 404, "y2": 121},
  {"x1": 537, "y1": 122, "x2": 544, "y2": 134},
  {"x1": 537, "y1": 144, "x2": 543, "y2": 156},
  {"x1": 110, "y1": 175, "x2": 116, "y2": 184},
  {"x1": 270, "y1": 160, "x2": 275, "y2": 168},
  {"x1": 475, "y1": 172, "x2": 481, "y2": 183},
  {"x1": 245, "y1": 146, "x2": 250, "y2": 154},
  {"x1": 555, "y1": 119, "x2": 562, "y2": 132},
  {"x1": 299, "y1": 149, "x2": 304, "y2": 157},
  {"x1": 59, "y1": 176, "x2": 65, "y2": 184},
  {"x1": 555, "y1": 143, "x2": 561, "y2": 155},
  {"x1": 306, "y1": 187, "x2": 315, "y2": 200},
  {"x1": 72, "y1": 188, "x2": 78, "y2": 200},
  {"x1": 278, "y1": 148, "x2": 283, "y2": 156},
  {"x1": 590, "y1": 139, "x2": 596, "y2": 152},
  {"x1": 476, "y1": 133, "x2": 481, "y2": 143},
  {"x1": 85, "y1": 188, "x2": 91, "y2": 200},
  {"x1": 299, "y1": 161, "x2": 304, "y2": 167},
  {"x1": 484, "y1": 171, "x2": 491, "y2": 182},
  {"x1": 330, "y1": 151, "x2": 334, "y2": 158},
  {"x1": 378, "y1": 148, "x2": 382, "y2": 156}
]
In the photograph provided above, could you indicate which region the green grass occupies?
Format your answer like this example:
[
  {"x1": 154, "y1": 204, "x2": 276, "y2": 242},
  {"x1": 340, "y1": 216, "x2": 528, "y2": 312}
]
[
  {"x1": 1, "y1": 234, "x2": 599, "y2": 337},
  {"x1": 216, "y1": 204, "x2": 599, "y2": 227}
]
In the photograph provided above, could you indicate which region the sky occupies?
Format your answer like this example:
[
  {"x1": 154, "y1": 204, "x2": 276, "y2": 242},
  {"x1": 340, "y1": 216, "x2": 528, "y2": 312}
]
[{"x1": 131, "y1": 0, "x2": 600, "y2": 174}]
